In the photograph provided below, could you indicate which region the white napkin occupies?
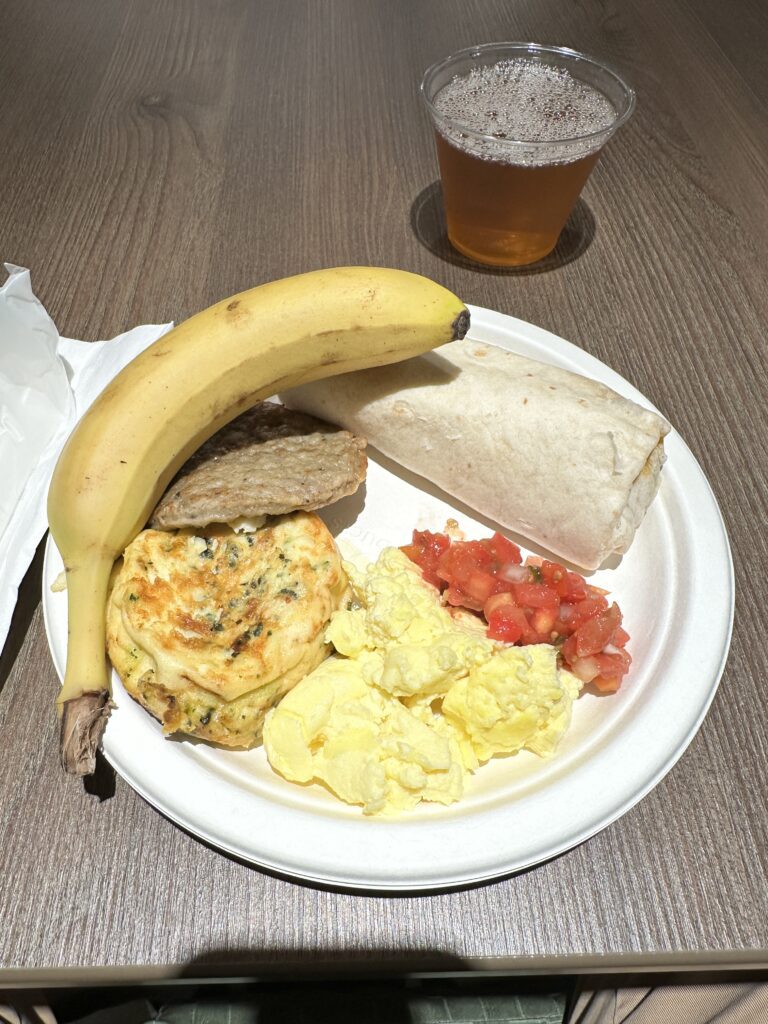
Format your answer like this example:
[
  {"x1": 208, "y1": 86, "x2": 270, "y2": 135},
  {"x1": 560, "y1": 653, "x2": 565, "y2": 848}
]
[{"x1": 0, "y1": 264, "x2": 173, "y2": 654}]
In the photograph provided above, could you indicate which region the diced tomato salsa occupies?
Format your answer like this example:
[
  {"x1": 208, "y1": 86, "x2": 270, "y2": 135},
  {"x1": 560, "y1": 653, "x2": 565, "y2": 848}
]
[{"x1": 400, "y1": 529, "x2": 631, "y2": 693}]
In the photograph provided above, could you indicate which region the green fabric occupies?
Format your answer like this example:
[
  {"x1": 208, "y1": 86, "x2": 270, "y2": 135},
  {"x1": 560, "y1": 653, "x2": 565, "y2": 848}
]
[
  {"x1": 71, "y1": 1000, "x2": 157, "y2": 1024},
  {"x1": 150, "y1": 988, "x2": 566, "y2": 1024},
  {"x1": 54, "y1": 985, "x2": 566, "y2": 1024}
]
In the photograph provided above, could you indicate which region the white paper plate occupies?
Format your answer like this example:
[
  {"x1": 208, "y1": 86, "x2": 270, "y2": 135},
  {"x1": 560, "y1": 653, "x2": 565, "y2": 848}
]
[{"x1": 42, "y1": 305, "x2": 734, "y2": 892}]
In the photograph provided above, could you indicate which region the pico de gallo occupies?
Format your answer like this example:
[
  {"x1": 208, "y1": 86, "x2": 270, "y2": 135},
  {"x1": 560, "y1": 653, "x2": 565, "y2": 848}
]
[{"x1": 400, "y1": 529, "x2": 631, "y2": 693}]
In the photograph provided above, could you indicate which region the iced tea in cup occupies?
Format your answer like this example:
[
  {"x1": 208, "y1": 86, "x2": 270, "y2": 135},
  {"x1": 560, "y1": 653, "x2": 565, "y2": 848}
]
[{"x1": 421, "y1": 43, "x2": 635, "y2": 267}]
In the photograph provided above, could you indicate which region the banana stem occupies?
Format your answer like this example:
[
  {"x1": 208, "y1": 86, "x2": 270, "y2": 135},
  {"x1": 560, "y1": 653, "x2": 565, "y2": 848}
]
[
  {"x1": 58, "y1": 553, "x2": 115, "y2": 775},
  {"x1": 60, "y1": 691, "x2": 113, "y2": 776}
]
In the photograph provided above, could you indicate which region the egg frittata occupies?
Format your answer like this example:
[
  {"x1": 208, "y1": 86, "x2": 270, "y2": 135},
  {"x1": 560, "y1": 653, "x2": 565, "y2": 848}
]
[{"x1": 106, "y1": 511, "x2": 350, "y2": 747}]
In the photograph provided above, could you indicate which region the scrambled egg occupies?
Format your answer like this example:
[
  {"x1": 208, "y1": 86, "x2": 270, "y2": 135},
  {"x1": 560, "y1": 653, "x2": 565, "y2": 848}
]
[{"x1": 263, "y1": 547, "x2": 581, "y2": 815}]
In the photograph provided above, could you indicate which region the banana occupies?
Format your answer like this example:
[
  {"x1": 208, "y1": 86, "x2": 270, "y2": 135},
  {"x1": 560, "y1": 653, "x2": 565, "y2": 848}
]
[{"x1": 48, "y1": 266, "x2": 469, "y2": 774}]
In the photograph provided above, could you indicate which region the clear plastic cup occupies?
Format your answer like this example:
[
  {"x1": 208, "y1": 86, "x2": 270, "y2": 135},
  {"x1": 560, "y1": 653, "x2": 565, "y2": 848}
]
[{"x1": 421, "y1": 42, "x2": 636, "y2": 267}]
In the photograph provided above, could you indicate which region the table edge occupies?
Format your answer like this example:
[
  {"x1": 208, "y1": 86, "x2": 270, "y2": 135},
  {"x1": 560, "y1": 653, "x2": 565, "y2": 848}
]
[{"x1": 3, "y1": 951, "x2": 768, "y2": 987}]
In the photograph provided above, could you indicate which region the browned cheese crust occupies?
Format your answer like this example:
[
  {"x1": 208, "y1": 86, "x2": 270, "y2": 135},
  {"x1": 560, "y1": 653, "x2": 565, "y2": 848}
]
[
  {"x1": 106, "y1": 512, "x2": 351, "y2": 747},
  {"x1": 150, "y1": 402, "x2": 367, "y2": 529}
]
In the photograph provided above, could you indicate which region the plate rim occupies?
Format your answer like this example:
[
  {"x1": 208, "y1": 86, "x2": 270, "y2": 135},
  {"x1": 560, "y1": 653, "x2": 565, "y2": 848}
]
[{"x1": 42, "y1": 305, "x2": 735, "y2": 891}]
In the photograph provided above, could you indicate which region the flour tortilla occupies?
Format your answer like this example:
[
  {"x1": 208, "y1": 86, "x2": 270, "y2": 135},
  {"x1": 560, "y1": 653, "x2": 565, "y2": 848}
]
[{"x1": 281, "y1": 341, "x2": 671, "y2": 570}]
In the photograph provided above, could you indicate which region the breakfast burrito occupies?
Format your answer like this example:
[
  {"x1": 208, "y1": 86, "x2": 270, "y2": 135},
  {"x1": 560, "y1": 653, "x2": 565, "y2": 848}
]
[{"x1": 281, "y1": 341, "x2": 671, "y2": 570}]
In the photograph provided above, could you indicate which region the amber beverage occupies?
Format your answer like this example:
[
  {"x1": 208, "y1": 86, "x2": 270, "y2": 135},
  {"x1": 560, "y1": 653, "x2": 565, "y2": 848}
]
[
  {"x1": 421, "y1": 43, "x2": 636, "y2": 267},
  {"x1": 434, "y1": 132, "x2": 603, "y2": 266}
]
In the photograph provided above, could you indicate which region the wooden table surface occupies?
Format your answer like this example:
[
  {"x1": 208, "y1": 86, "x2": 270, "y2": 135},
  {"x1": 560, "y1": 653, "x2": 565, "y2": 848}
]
[{"x1": 1, "y1": 0, "x2": 767, "y2": 979}]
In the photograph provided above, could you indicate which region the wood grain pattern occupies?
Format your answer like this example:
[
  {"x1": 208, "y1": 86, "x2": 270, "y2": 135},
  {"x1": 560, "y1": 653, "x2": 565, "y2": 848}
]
[{"x1": 1, "y1": 0, "x2": 767, "y2": 974}]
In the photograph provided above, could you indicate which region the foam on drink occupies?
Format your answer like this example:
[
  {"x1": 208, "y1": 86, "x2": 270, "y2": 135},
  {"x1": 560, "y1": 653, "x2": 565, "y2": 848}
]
[{"x1": 433, "y1": 58, "x2": 617, "y2": 165}]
